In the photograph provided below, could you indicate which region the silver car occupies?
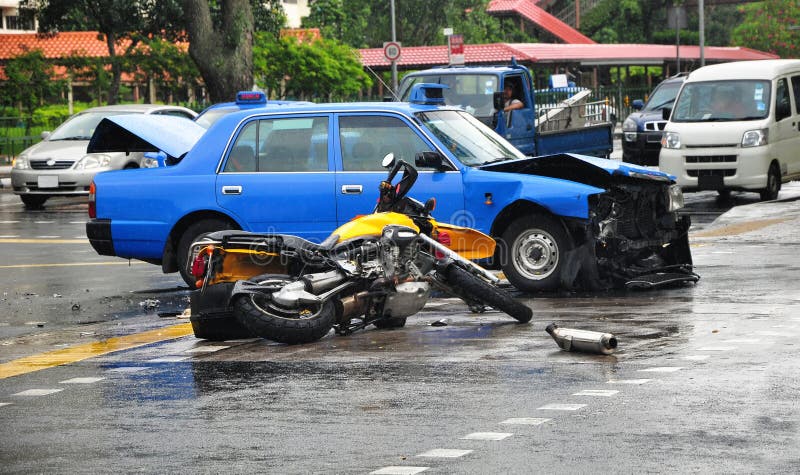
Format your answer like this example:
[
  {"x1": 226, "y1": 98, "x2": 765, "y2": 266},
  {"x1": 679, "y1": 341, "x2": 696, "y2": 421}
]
[{"x1": 10, "y1": 104, "x2": 197, "y2": 208}]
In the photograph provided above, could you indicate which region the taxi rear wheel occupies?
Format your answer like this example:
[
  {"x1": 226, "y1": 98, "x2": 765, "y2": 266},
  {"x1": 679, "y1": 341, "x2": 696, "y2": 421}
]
[{"x1": 177, "y1": 218, "x2": 235, "y2": 288}]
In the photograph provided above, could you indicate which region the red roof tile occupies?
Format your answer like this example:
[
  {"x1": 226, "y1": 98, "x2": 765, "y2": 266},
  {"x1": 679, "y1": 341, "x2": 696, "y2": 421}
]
[
  {"x1": 487, "y1": 0, "x2": 595, "y2": 44},
  {"x1": 360, "y1": 43, "x2": 779, "y2": 68},
  {"x1": 0, "y1": 31, "x2": 123, "y2": 60}
]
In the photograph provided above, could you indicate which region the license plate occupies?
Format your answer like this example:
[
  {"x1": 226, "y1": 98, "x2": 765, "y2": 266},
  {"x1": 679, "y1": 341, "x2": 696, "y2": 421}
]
[
  {"x1": 38, "y1": 176, "x2": 59, "y2": 188},
  {"x1": 698, "y1": 175, "x2": 724, "y2": 190}
]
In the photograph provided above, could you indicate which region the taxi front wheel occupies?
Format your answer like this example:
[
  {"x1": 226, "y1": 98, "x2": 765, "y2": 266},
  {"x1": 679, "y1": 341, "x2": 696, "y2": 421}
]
[{"x1": 177, "y1": 218, "x2": 235, "y2": 288}]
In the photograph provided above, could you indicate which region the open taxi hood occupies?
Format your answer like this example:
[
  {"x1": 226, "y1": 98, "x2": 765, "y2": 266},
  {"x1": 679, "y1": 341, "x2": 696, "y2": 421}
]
[{"x1": 88, "y1": 115, "x2": 205, "y2": 160}]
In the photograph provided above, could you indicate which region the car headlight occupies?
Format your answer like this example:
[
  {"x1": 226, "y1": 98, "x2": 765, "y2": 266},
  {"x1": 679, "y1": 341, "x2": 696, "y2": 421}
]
[
  {"x1": 75, "y1": 154, "x2": 112, "y2": 170},
  {"x1": 667, "y1": 184, "x2": 684, "y2": 211},
  {"x1": 741, "y1": 128, "x2": 767, "y2": 148},
  {"x1": 661, "y1": 132, "x2": 681, "y2": 149},
  {"x1": 622, "y1": 118, "x2": 638, "y2": 142},
  {"x1": 12, "y1": 154, "x2": 29, "y2": 169}
]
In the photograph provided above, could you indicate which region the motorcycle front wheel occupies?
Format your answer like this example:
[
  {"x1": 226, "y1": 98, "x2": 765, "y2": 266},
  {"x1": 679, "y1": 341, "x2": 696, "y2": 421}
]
[
  {"x1": 442, "y1": 264, "x2": 532, "y2": 323},
  {"x1": 232, "y1": 276, "x2": 335, "y2": 344}
]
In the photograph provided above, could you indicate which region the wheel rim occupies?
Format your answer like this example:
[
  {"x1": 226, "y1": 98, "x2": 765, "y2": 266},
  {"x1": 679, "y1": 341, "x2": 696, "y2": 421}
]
[{"x1": 512, "y1": 229, "x2": 559, "y2": 280}]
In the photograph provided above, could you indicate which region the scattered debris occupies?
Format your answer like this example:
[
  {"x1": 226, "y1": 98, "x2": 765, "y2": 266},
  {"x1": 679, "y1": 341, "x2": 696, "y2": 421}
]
[
  {"x1": 179, "y1": 308, "x2": 191, "y2": 319},
  {"x1": 139, "y1": 299, "x2": 160, "y2": 311},
  {"x1": 157, "y1": 311, "x2": 182, "y2": 318},
  {"x1": 545, "y1": 323, "x2": 618, "y2": 355},
  {"x1": 71, "y1": 303, "x2": 81, "y2": 312},
  {"x1": 431, "y1": 318, "x2": 450, "y2": 327},
  {"x1": 52, "y1": 293, "x2": 62, "y2": 298}
]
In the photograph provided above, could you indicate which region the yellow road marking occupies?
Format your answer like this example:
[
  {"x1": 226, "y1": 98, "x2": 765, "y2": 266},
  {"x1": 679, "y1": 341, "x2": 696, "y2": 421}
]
[
  {"x1": 0, "y1": 261, "x2": 146, "y2": 269},
  {"x1": 0, "y1": 239, "x2": 88, "y2": 244},
  {"x1": 0, "y1": 323, "x2": 194, "y2": 380}
]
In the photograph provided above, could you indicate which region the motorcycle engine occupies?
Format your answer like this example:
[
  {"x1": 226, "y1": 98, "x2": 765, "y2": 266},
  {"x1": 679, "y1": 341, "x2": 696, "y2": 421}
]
[{"x1": 382, "y1": 281, "x2": 431, "y2": 318}]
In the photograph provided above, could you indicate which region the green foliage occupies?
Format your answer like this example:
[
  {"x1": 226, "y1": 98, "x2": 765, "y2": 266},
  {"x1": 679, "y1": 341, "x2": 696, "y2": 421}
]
[
  {"x1": 127, "y1": 38, "x2": 201, "y2": 97},
  {"x1": 253, "y1": 33, "x2": 371, "y2": 101},
  {"x1": 732, "y1": 0, "x2": 799, "y2": 58},
  {"x1": 0, "y1": 50, "x2": 64, "y2": 117},
  {"x1": 302, "y1": 0, "x2": 532, "y2": 48},
  {"x1": 31, "y1": 103, "x2": 93, "y2": 128}
]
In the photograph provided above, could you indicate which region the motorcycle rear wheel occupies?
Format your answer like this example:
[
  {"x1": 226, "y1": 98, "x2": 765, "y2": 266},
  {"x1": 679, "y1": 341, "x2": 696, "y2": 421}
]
[
  {"x1": 443, "y1": 264, "x2": 532, "y2": 323},
  {"x1": 232, "y1": 276, "x2": 335, "y2": 344}
]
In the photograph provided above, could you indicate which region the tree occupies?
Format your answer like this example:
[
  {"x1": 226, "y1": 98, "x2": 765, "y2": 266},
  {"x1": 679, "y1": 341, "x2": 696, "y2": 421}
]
[
  {"x1": 20, "y1": 0, "x2": 184, "y2": 104},
  {"x1": 254, "y1": 32, "x2": 371, "y2": 101},
  {"x1": 732, "y1": 0, "x2": 799, "y2": 58},
  {"x1": 0, "y1": 49, "x2": 63, "y2": 130},
  {"x1": 182, "y1": 0, "x2": 256, "y2": 103}
]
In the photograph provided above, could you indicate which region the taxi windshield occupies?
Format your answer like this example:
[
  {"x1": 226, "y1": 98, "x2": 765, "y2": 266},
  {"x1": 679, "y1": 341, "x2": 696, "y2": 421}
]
[{"x1": 416, "y1": 109, "x2": 525, "y2": 166}]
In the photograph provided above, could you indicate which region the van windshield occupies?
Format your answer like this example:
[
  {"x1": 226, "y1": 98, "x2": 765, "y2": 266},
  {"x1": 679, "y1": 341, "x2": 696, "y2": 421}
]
[{"x1": 672, "y1": 80, "x2": 771, "y2": 122}]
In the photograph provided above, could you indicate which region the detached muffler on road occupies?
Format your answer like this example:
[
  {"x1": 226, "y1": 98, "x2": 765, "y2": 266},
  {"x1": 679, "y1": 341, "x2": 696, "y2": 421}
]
[{"x1": 545, "y1": 323, "x2": 618, "y2": 355}]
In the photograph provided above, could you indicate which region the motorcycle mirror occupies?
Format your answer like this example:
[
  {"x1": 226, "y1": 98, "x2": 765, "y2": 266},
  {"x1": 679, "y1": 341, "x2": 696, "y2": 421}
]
[
  {"x1": 382, "y1": 153, "x2": 395, "y2": 168},
  {"x1": 425, "y1": 198, "x2": 436, "y2": 213}
]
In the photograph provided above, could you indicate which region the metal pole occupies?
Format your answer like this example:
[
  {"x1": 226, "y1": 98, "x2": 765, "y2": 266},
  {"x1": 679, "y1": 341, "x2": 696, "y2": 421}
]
[
  {"x1": 676, "y1": 15, "x2": 680, "y2": 73},
  {"x1": 699, "y1": 0, "x2": 705, "y2": 67},
  {"x1": 390, "y1": 0, "x2": 398, "y2": 94}
]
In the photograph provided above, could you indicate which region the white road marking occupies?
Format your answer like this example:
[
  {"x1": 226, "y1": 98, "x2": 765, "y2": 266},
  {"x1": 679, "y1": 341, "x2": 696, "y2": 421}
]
[
  {"x1": 500, "y1": 418, "x2": 550, "y2": 425},
  {"x1": 573, "y1": 389, "x2": 619, "y2": 397},
  {"x1": 607, "y1": 379, "x2": 653, "y2": 385},
  {"x1": 537, "y1": 403, "x2": 586, "y2": 411},
  {"x1": 34, "y1": 221, "x2": 55, "y2": 224},
  {"x1": 0, "y1": 235, "x2": 20, "y2": 238},
  {"x1": 370, "y1": 467, "x2": 429, "y2": 475},
  {"x1": 13, "y1": 389, "x2": 64, "y2": 396},
  {"x1": 460, "y1": 432, "x2": 513, "y2": 441},
  {"x1": 684, "y1": 355, "x2": 711, "y2": 361},
  {"x1": 697, "y1": 346, "x2": 735, "y2": 351},
  {"x1": 69, "y1": 221, "x2": 87, "y2": 224},
  {"x1": 755, "y1": 331, "x2": 790, "y2": 337},
  {"x1": 35, "y1": 235, "x2": 61, "y2": 239},
  {"x1": 722, "y1": 339, "x2": 761, "y2": 343},
  {"x1": 0, "y1": 402, "x2": 12, "y2": 407},
  {"x1": 0, "y1": 220, "x2": 20, "y2": 224},
  {"x1": 184, "y1": 346, "x2": 230, "y2": 353},
  {"x1": 74, "y1": 235, "x2": 87, "y2": 239},
  {"x1": 638, "y1": 367, "x2": 683, "y2": 373},
  {"x1": 417, "y1": 449, "x2": 473, "y2": 458},
  {"x1": 60, "y1": 377, "x2": 105, "y2": 384},
  {"x1": 106, "y1": 367, "x2": 148, "y2": 373},
  {"x1": 146, "y1": 356, "x2": 190, "y2": 363}
]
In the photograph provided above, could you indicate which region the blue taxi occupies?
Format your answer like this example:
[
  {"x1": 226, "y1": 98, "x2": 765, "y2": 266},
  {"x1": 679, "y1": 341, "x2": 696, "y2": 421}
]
[{"x1": 86, "y1": 85, "x2": 695, "y2": 292}]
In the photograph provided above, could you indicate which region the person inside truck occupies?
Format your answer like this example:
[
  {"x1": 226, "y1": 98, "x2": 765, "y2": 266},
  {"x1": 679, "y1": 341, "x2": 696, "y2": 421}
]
[{"x1": 503, "y1": 84, "x2": 524, "y2": 112}]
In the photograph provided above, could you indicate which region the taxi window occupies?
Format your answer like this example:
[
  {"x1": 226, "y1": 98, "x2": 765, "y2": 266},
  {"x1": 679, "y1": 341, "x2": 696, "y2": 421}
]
[
  {"x1": 224, "y1": 116, "x2": 329, "y2": 172},
  {"x1": 338, "y1": 115, "x2": 433, "y2": 171}
]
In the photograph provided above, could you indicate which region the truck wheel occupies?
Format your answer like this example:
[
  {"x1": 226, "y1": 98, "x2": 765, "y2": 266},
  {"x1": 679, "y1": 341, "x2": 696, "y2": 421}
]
[
  {"x1": 21, "y1": 195, "x2": 48, "y2": 209},
  {"x1": 177, "y1": 218, "x2": 234, "y2": 288},
  {"x1": 759, "y1": 163, "x2": 780, "y2": 201},
  {"x1": 500, "y1": 214, "x2": 571, "y2": 293}
]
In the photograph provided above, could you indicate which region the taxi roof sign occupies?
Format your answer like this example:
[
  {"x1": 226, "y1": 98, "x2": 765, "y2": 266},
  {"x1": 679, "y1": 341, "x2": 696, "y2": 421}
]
[{"x1": 236, "y1": 91, "x2": 267, "y2": 104}]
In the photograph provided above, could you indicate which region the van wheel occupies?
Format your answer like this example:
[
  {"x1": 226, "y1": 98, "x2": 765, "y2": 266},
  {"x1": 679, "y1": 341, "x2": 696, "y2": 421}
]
[{"x1": 759, "y1": 163, "x2": 780, "y2": 201}]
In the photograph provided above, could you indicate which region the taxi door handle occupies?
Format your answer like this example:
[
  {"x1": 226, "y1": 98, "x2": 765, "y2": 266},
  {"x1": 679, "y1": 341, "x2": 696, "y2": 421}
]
[
  {"x1": 341, "y1": 185, "x2": 363, "y2": 195},
  {"x1": 222, "y1": 185, "x2": 242, "y2": 195}
]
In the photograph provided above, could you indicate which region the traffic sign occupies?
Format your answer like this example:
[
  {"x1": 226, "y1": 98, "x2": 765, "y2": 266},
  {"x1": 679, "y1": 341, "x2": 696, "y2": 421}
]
[{"x1": 383, "y1": 41, "x2": 402, "y2": 62}]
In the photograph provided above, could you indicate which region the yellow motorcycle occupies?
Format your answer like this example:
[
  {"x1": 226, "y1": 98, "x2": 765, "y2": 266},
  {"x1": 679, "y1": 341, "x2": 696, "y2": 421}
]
[{"x1": 187, "y1": 154, "x2": 532, "y2": 343}]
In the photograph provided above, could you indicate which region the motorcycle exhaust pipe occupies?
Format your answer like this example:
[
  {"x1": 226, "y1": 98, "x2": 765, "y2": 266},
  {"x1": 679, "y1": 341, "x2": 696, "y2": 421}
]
[
  {"x1": 545, "y1": 323, "x2": 618, "y2": 355},
  {"x1": 303, "y1": 270, "x2": 347, "y2": 294},
  {"x1": 337, "y1": 291, "x2": 370, "y2": 320}
]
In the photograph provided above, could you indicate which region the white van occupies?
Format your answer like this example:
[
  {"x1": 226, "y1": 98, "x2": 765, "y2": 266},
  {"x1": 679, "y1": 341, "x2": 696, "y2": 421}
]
[{"x1": 659, "y1": 59, "x2": 800, "y2": 200}]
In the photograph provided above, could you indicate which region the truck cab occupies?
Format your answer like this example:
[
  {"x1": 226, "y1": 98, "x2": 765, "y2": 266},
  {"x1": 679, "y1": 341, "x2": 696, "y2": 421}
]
[{"x1": 397, "y1": 59, "x2": 613, "y2": 158}]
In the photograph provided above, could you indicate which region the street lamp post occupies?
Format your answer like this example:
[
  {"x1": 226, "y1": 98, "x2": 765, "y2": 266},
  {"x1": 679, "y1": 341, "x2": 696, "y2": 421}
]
[{"x1": 390, "y1": 0, "x2": 398, "y2": 94}]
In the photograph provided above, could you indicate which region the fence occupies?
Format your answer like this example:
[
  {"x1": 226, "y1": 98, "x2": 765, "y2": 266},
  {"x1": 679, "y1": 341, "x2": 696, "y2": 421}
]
[{"x1": 0, "y1": 116, "x2": 67, "y2": 164}]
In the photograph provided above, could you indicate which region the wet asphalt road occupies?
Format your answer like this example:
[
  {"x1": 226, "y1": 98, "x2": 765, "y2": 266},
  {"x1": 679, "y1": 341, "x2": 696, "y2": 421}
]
[{"x1": 1, "y1": 186, "x2": 800, "y2": 473}]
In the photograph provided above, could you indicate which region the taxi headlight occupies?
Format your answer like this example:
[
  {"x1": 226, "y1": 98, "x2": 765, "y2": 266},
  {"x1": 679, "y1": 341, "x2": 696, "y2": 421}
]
[
  {"x1": 741, "y1": 128, "x2": 767, "y2": 148},
  {"x1": 667, "y1": 184, "x2": 684, "y2": 211},
  {"x1": 661, "y1": 132, "x2": 681, "y2": 149},
  {"x1": 75, "y1": 154, "x2": 112, "y2": 170}
]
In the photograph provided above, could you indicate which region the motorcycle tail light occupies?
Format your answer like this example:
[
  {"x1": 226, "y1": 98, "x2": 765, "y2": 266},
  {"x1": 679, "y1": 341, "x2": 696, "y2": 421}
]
[
  {"x1": 191, "y1": 252, "x2": 208, "y2": 278},
  {"x1": 435, "y1": 231, "x2": 451, "y2": 259},
  {"x1": 88, "y1": 182, "x2": 96, "y2": 219}
]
